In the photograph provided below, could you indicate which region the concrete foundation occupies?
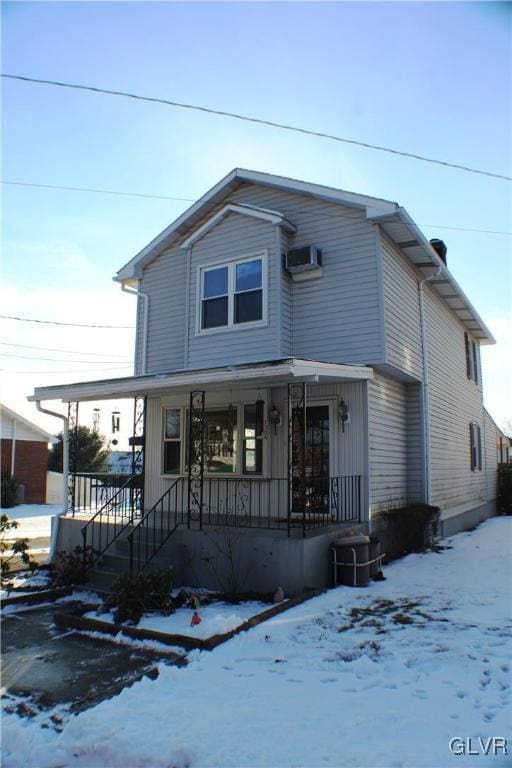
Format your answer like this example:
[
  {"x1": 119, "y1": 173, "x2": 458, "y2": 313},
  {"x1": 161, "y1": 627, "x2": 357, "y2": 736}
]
[
  {"x1": 439, "y1": 499, "x2": 498, "y2": 538},
  {"x1": 57, "y1": 517, "x2": 367, "y2": 596}
]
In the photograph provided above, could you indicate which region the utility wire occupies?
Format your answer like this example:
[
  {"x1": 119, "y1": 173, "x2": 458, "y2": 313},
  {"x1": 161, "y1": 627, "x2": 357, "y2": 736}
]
[
  {"x1": 2, "y1": 366, "x2": 132, "y2": 374},
  {"x1": 0, "y1": 341, "x2": 131, "y2": 358},
  {"x1": 2, "y1": 73, "x2": 511, "y2": 182},
  {"x1": 0, "y1": 314, "x2": 134, "y2": 329},
  {"x1": 3, "y1": 179, "x2": 511, "y2": 236},
  {"x1": 0, "y1": 352, "x2": 132, "y2": 364}
]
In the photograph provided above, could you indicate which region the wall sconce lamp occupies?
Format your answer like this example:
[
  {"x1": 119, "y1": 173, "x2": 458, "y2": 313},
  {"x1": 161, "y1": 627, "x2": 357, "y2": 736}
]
[
  {"x1": 338, "y1": 398, "x2": 349, "y2": 432},
  {"x1": 269, "y1": 405, "x2": 281, "y2": 432}
]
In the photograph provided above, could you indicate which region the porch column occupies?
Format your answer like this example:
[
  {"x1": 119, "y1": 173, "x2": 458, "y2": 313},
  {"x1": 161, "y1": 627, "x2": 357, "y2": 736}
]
[
  {"x1": 187, "y1": 390, "x2": 206, "y2": 530},
  {"x1": 131, "y1": 395, "x2": 146, "y2": 519},
  {"x1": 67, "y1": 402, "x2": 79, "y2": 516},
  {"x1": 288, "y1": 382, "x2": 307, "y2": 536}
]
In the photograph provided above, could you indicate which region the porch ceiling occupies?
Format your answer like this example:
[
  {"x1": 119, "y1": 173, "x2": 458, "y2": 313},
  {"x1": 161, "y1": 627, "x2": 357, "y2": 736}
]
[{"x1": 28, "y1": 359, "x2": 374, "y2": 403}]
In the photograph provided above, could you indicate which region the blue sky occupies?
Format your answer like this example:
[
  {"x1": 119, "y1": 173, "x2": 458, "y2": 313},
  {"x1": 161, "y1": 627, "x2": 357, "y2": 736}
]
[{"x1": 1, "y1": 1, "x2": 511, "y2": 430}]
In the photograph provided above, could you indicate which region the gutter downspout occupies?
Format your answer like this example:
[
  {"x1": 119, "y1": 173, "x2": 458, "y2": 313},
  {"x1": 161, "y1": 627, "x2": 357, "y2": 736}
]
[
  {"x1": 418, "y1": 267, "x2": 441, "y2": 504},
  {"x1": 35, "y1": 402, "x2": 68, "y2": 561},
  {"x1": 122, "y1": 283, "x2": 149, "y2": 375}
]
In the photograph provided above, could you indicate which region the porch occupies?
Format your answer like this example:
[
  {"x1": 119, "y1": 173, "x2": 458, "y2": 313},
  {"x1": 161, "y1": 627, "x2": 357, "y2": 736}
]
[{"x1": 30, "y1": 358, "x2": 373, "y2": 588}]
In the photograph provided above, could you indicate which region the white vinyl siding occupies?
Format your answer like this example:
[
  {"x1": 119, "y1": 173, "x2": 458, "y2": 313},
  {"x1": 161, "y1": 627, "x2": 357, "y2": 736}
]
[
  {"x1": 143, "y1": 382, "x2": 368, "y2": 514},
  {"x1": 228, "y1": 183, "x2": 383, "y2": 364},
  {"x1": 135, "y1": 242, "x2": 187, "y2": 374},
  {"x1": 484, "y1": 410, "x2": 499, "y2": 502},
  {"x1": 424, "y1": 283, "x2": 486, "y2": 511},
  {"x1": 368, "y1": 373, "x2": 408, "y2": 514},
  {"x1": 187, "y1": 213, "x2": 278, "y2": 368},
  {"x1": 380, "y1": 232, "x2": 423, "y2": 380}
]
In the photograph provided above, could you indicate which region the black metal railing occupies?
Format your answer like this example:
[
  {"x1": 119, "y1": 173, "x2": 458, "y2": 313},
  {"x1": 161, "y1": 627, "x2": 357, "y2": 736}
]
[
  {"x1": 128, "y1": 474, "x2": 361, "y2": 575},
  {"x1": 81, "y1": 473, "x2": 143, "y2": 575},
  {"x1": 72, "y1": 472, "x2": 134, "y2": 517},
  {"x1": 128, "y1": 477, "x2": 187, "y2": 576}
]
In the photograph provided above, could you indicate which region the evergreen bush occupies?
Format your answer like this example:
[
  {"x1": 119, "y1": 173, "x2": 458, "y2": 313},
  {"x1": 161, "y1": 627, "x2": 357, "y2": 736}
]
[{"x1": 107, "y1": 568, "x2": 175, "y2": 625}]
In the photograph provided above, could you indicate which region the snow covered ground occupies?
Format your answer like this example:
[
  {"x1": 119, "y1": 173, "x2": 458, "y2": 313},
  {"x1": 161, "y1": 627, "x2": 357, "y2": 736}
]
[
  {"x1": 1, "y1": 503, "x2": 59, "y2": 541},
  {"x1": 85, "y1": 600, "x2": 277, "y2": 639},
  {"x1": 2, "y1": 517, "x2": 511, "y2": 767}
]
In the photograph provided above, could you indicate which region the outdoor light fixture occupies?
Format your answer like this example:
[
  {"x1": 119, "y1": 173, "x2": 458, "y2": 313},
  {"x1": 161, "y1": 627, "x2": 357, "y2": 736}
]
[
  {"x1": 269, "y1": 405, "x2": 281, "y2": 432},
  {"x1": 338, "y1": 398, "x2": 349, "y2": 432}
]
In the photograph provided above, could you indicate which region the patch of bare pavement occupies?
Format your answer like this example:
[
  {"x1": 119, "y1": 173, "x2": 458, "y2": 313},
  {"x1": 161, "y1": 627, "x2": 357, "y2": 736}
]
[{"x1": 1, "y1": 601, "x2": 185, "y2": 723}]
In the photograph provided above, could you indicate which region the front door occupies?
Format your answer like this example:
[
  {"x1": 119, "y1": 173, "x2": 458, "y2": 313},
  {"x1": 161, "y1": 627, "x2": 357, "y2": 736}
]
[{"x1": 291, "y1": 404, "x2": 331, "y2": 516}]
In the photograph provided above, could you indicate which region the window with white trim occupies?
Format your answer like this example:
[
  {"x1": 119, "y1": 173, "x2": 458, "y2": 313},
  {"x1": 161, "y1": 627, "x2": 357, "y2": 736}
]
[
  {"x1": 200, "y1": 256, "x2": 264, "y2": 331},
  {"x1": 162, "y1": 402, "x2": 265, "y2": 476},
  {"x1": 163, "y1": 408, "x2": 182, "y2": 474},
  {"x1": 469, "y1": 422, "x2": 482, "y2": 472},
  {"x1": 464, "y1": 332, "x2": 479, "y2": 385}
]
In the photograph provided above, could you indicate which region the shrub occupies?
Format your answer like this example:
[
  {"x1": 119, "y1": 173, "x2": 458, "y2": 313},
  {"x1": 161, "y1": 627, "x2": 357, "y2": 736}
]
[
  {"x1": 107, "y1": 568, "x2": 175, "y2": 625},
  {"x1": 0, "y1": 513, "x2": 36, "y2": 583},
  {"x1": 50, "y1": 546, "x2": 94, "y2": 587},
  {"x1": 381, "y1": 503, "x2": 441, "y2": 558},
  {"x1": 1, "y1": 474, "x2": 19, "y2": 508},
  {"x1": 497, "y1": 464, "x2": 512, "y2": 515}
]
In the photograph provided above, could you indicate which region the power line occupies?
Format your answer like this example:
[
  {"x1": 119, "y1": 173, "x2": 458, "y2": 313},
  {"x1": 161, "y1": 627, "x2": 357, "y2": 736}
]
[
  {"x1": 3, "y1": 179, "x2": 511, "y2": 236},
  {"x1": 1, "y1": 366, "x2": 132, "y2": 374},
  {"x1": 0, "y1": 352, "x2": 131, "y2": 364},
  {"x1": 3, "y1": 73, "x2": 510, "y2": 182},
  {"x1": 0, "y1": 314, "x2": 134, "y2": 329},
  {"x1": 0, "y1": 341, "x2": 131, "y2": 358}
]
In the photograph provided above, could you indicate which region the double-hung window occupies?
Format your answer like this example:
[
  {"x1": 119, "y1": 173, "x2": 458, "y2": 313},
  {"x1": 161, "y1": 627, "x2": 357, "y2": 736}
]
[
  {"x1": 469, "y1": 422, "x2": 482, "y2": 472},
  {"x1": 163, "y1": 408, "x2": 182, "y2": 474},
  {"x1": 200, "y1": 255, "x2": 265, "y2": 332},
  {"x1": 464, "y1": 332, "x2": 479, "y2": 385},
  {"x1": 162, "y1": 402, "x2": 265, "y2": 476}
]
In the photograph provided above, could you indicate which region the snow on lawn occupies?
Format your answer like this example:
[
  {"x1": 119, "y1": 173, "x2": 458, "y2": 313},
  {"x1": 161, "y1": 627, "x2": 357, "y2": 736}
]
[
  {"x1": 1, "y1": 503, "x2": 59, "y2": 541},
  {"x1": 2, "y1": 517, "x2": 511, "y2": 768},
  {"x1": 85, "y1": 600, "x2": 274, "y2": 639}
]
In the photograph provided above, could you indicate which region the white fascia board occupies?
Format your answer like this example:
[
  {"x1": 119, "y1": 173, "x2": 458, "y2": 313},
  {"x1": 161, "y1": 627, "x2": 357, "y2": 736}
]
[
  {"x1": 181, "y1": 203, "x2": 296, "y2": 249},
  {"x1": 1, "y1": 403, "x2": 55, "y2": 441},
  {"x1": 369, "y1": 206, "x2": 496, "y2": 345},
  {"x1": 236, "y1": 169, "x2": 397, "y2": 212},
  {"x1": 115, "y1": 168, "x2": 240, "y2": 282},
  {"x1": 28, "y1": 359, "x2": 374, "y2": 403},
  {"x1": 115, "y1": 168, "x2": 398, "y2": 282}
]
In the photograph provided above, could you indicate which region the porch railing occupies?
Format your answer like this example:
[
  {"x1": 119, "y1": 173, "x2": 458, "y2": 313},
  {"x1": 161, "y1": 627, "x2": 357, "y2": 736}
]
[
  {"x1": 128, "y1": 477, "x2": 187, "y2": 577},
  {"x1": 128, "y1": 474, "x2": 361, "y2": 575},
  {"x1": 71, "y1": 472, "x2": 134, "y2": 517},
  {"x1": 81, "y1": 473, "x2": 143, "y2": 574}
]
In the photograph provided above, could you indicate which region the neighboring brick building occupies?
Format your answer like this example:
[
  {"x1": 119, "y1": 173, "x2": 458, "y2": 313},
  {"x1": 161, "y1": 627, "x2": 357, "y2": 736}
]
[{"x1": 1, "y1": 404, "x2": 54, "y2": 504}]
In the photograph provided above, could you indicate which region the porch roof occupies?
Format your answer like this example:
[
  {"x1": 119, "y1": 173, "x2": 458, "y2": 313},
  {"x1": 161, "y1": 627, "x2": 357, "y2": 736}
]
[{"x1": 28, "y1": 358, "x2": 373, "y2": 403}]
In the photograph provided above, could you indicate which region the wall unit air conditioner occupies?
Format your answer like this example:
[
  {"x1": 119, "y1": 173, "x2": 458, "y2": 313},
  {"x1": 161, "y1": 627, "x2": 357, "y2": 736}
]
[{"x1": 284, "y1": 245, "x2": 323, "y2": 281}]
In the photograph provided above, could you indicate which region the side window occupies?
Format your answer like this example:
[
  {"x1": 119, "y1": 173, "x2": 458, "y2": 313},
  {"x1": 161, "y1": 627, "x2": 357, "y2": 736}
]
[
  {"x1": 472, "y1": 340, "x2": 479, "y2": 385},
  {"x1": 469, "y1": 422, "x2": 482, "y2": 472},
  {"x1": 243, "y1": 402, "x2": 264, "y2": 474},
  {"x1": 163, "y1": 408, "x2": 181, "y2": 474},
  {"x1": 464, "y1": 332, "x2": 473, "y2": 380},
  {"x1": 464, "y1": 332, "x2": 479, "y2": 385}
]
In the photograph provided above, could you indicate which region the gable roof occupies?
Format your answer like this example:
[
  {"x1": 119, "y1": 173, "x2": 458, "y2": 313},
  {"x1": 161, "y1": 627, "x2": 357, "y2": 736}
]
[
  {"x1": 181, "y1": 202, "x2": 296, "y2": 249},
  {"x1": 1, "y1": 403, "x2": 55, "y2": 442},
  {"x1": 114, "y1": 168, "x2": 495, "y2": 344}
]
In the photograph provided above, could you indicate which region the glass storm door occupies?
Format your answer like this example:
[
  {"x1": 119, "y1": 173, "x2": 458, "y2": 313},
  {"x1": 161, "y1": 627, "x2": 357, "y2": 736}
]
[
  {"x1": 305, "y1": 405, "x2": 330, "y2": 514},
  {"x1": 291, "y1": 404, "x2": 331, "y2": 515}
]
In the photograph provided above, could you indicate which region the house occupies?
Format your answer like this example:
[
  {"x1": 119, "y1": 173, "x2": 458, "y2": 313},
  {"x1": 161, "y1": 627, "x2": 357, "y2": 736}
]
[
  {"x1": 1, "y1": 403, "x2": 54, "y2": 504},
  {"x1": 28, "y1": 169, "x2": 501, "y2": 594}
]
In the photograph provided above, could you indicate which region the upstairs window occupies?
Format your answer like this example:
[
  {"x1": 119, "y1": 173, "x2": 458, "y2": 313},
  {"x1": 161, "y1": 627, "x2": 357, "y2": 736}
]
[
  {"x1": 464, "y1": 332, "x2": 479, "y2": 385},
  {"x1": 199, "y1": 255, "x2": 265, "y2": 332}
]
